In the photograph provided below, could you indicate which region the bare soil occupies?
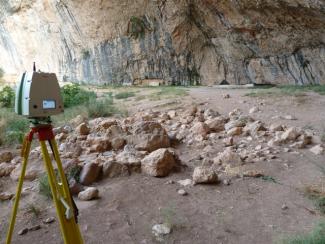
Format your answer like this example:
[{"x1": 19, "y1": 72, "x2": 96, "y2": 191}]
[{"x1": 1, "y1": 87, "x2": 324, "y2": 244}]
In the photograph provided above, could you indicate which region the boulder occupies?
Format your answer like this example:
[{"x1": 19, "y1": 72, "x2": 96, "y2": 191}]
[
  {"x1": 70, "y1": 115, "x2": 87, "y2": 127},
  {"x1": 10, "y1": 161, "x2": 43, "y2": 181},
  {"x1": 213, "y1": 149, "x2": 242, "y2": 167},
  {"x1": 243, "y1": 121, "x2": 266, "y2": 137},
  {"x1": 102, "y1": 161, "x2": 129, "y2": 178},
  {"x1": 192, "y1": 166, "x2": 218, "y2": 184},
  {"x1": 69, "y1": 178, "x2": 84, "y2": 195},
  {"x1": 0, "y1": 151, "x2": 13, "y2": 163},
  {"x1": 0, "y1": 163, "x2": 16, "y2": 177},
  {"x1": 79, "y1": 161, "x2": 102, "y2": 185},
  {"x1": 141, "y1": 149, "x2": 176, "y2": 177},
  {"x1": 127, "y1": 121, "x2": 170, "y2": 152},
  {"x1": 111, "y1": 137, "x2": 125, "y2": 150},
  {"x1": 269, "y1": 123, "x2": 284, "y2": 132},
  {"x1": 227, "y1": 127, "x2": 243, "y2": 136},
  {"x1": 205, "y1": 117, "x2": 226, "y2": 132},
  {"x1": 281, "y1": 127, "x2": 301, "y2": 141},
  {"x1": 225, "y1": 120, "x2": 245, "y2": 131},
  {"x1": 115, "y1": 148, "x2": 143, "y2": 173},
  {"x1": 76, "y1": 123, "x2": 90, "y2": 136},
  {"x1": 78, "y1": 187, "x2": 99, "y2": 201},
  {"x1": 203, "y1": 108, "x2": 219, "y2": 120},
  {"x1": 190, "y1": 122, "x2": 210, "y2": 138},
  {"x1": 310, "y1": 145, "x2": 324, "y2": 155},
  {"x1": 249, "y1": 106, "x2": 259, "y2": 114},
  {"x1": 167, "y1": 110, "x2": 177, "y2": 119},
  {"x1": 0, "y1": 192, "x2": 14, "y2": 201}
]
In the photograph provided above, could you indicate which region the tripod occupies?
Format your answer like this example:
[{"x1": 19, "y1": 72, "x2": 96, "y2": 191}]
[{"x1": 6, "y1": 119, "x2": 83, "y2": 244}]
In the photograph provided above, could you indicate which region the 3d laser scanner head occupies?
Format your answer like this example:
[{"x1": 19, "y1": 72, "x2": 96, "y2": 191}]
[{"x1": 15, "y1": 70, "x2": 64, "y2": 118}]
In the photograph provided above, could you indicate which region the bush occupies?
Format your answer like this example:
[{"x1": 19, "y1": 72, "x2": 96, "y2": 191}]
[
  {"x1": 4, "y1": 118, "x2": 29, "y2": 145},
  {"x1": 0, "y1": 67, "x2": 4, "y2": 79},
  {"x1": 0, "y1": 86, "x2": 15, "y2": 108},
  {"x1": 39, "y1": 173, "x2": 52, "y2": 199},
  {"x1": 61, "y1": 84, "x2": 96, "y2": 108},
  {"x1": 114, "y1": 91, "x2": 135, "y2": 99},
  {"x1": 87, "y1": 98, "x2": 117, "y2": 118}
]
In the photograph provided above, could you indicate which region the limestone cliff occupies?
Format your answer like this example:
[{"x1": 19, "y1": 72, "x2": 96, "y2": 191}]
[{"x1": 0, "y1": 0, "x2": 324, "y2": 85}]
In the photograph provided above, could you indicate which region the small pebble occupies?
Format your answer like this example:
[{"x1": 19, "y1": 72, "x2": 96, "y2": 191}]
[
  {"x1": 43, "y1": 217, "x2": 55, "y2": 224},
  {"x1": 177, "y1": 189, "x2": 187, "y2": 196},
  {"x1": 18, "y1": 228, "x2": 28, "y2": 235},
  {"x1": 281, "y1": 204, "x2": 289, "y2": 210}
]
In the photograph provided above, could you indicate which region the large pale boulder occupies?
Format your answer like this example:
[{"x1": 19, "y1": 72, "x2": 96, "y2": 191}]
[
  {"x1": 78, "y1": 187, "x2": 99, "y2": 201},
  {"x1": 102, "y1": 161, "x2": 129, "y2": 178},
  {"x1": 141, "y1": 148, "x2": 176, "y2": 177},
  {"x1": 127, "y1": 121, "x2": 170, "y2": 152},
  {"x1": 205, "y1": 117, "x2": 226, "y2": 132},
  {"x1": 192, "y1": 166, "x2": 218, "y2": 184},
  {"x1": 213, "y1": 149, "x2": 242, "y2": 167}
]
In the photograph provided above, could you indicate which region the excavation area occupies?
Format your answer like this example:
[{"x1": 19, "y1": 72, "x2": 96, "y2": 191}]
[{"x1": 0, "y1": 85, "x2": 325, "y2": 244}]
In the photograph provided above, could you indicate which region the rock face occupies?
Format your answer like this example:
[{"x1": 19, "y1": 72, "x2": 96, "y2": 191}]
[{"x1": 0, "y1": 1, "x2": 324, "y2": 85}]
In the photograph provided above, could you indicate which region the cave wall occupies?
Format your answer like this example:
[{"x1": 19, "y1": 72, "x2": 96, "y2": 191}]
[{"x1": 0, "y1": 0, "x2": 324, "y2": 85}]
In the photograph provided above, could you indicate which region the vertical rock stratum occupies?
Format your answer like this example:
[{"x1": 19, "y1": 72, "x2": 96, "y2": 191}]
[{"x1": 0, "y1": 0, "x2": 324, "y2": 85}]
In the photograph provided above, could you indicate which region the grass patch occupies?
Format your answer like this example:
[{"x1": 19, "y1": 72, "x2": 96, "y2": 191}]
[
  {"x1": 39, "y1": 173, "x2": 53, "y2": 199},
  {"x1": 148, "y1": 86, "x2": 188, "y2": 101},
  {"x1": 0, "y1": 108, "x2": 29, "y2": 145},
  {"x1": 304, "y1": 185, "x2": 325, "y2": 215},
  {"x1": 279, "y1": 221, "x2": 325, "y2": 244},
  {"x1": 26, "y1": 204, "x2": 41, "y2": 218},
  {"x1": 114, "y1": 91, "x2": 135, "y2": 100},
  {"x1": 244, "y1": 85, "x2": 325, "y2": 97}
]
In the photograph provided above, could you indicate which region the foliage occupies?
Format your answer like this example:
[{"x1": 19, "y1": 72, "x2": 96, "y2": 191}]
[
  {"x1": 148, "y1": 86, "x2": 188, "y2": 101},
  {"x1": 304, "y1": 185, "x2": 325, "y2": 214},
  {"x1": 66, "y1": 165, "x2": 82, "y2": 183},
  {"x1": 0, "y1": 86, "x2": 15, "y2": 108},
  {"x1": 87, "y1": 98, "x2": 117, "y2": 118},
  {"x1": 61, "y1": 84, "x2": 96, "y2": 108},
  {"x1": 280, "y1": 221, "x2": 325, "y2": 244},
  {"x1": 39, "y1": 173, "x2": 53, "y2": 199},
  {"x1": 245, "y1": 85, "x2": 325, "y2": 97},
  {"x1": 0, "y1": 67, "x2": 4, "y2": 79},
  {"x1": 81, "y1": 49, "x2": 91, "y2": 60},
  {"x1": 26, "y1": 204, "x2": 41, "y2": 218},
  {"x1": 114, "y1": 91, "x2": 135, "y2": 99}
]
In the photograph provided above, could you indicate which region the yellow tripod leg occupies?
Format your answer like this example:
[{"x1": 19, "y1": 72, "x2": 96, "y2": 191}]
[
  {"x1": 40, "y1": 140, "x2": 83, "y2": 244},
  {"x1": 6, "y1": 137, "x2": 32, "y2": 244}
]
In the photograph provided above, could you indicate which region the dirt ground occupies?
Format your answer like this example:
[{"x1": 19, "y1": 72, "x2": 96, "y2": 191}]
[{"x1": 0, "y1": 87, "x2": 324, "y2": 244}]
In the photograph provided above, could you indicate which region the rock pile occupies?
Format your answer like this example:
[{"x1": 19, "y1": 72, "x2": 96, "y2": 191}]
[{"x1": 0, "y1": 105, "x2": 323, "y2": 201}]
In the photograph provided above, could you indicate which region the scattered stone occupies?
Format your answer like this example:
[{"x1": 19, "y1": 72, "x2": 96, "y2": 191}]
[
  {"x1": 76, "y1": 122, "x2": 90, "y2": 135},
  {"x1": 269, "y1": 123, "x2": 284, "y2": 132},
  {"x1": 165, "y1": 180, "x2": 174, "y2": 184},
  {"x1": 0, "y1": 192, "x2": 14, "y2": 201},
  {"x1": 0, "y1": 151, "x2": 13, "y2": 163},
  {"x1": 78, "y1": 187, "x2": 99, "y2": 201},
  {"x1": 69, "y1": 178, "x2": 84, "y2": 195},
  {"x1": 249, "y1": 106, "x2": 259, "y2": 114},
  {"x1": 190, "y1": 122, "x2": 210, "y2": 138},
  {"x1": 79, "y1": 161, "x2": 102, "y2": 185},
  {"x1": 167, "y1": 110, "x2": 177, "y2": 119},
  {"x1": 28, "y1": 225, "x2": 41, "y2": 231},
  {"x1": 243, "y1": 170, "x2": 264, "y2": 178},
  {"x1": 222, "y1": 179, "x2": 231, "y2": 185},
  {"x1": 281, "y1": 204, "x2": 288, "y2": 210},
  {"x1": 177, "y1": 179, "x2": 193, "y2": 187},
  {"x1": 223, "y1": 137, "x2": 234, "y2": 146},
  {"x1": 18, "y1": 228, "x2": 28, "y2": 235},
  {"x1": 192, "y1": 166, "x2": 218, "y2": 184},
  {"x1": 223, "y1": 94, "x2": 230, "y2": 99},
  {"x1": 225, "y1": 120, "x2": 245, "y2": 131},
  {"x1": 102, "y1": 161, "x2": 129, "y2": 178},
  {"x1": 177, "y1": 189, "x2": 187, "y2": 196},
  {"x1": 227, "y1": 127, "x2": 243, "y2": 136},
  {"x1": 0, "y1": 163, "x2": 16, "y2": 177},
  {"x1": 141, "y1": 149, "x2": 176, "y2": 177},
  {"x1": 281, "y1": 127, "x2": 301, "y2": 141},
  {"x1": 152, "y1": 223, "x2": 171, "y2": 237},
  {"x1": 43, "y1": 217, "x2": 55, "y2": 224},
  {"x1": 111, "y1": 137, "x2": 125, "y2": 150},
  {"x1": 310, "y1": 145, "x2": 324, "y2": 155},
  {"x1": 214, "y1": 149, "x2": 242, "y2": 167},
  {"x1": 283, "y1": 115, "x2": 297, "y2": 120},
  {"x1": 115, "y1": 149, "x2": 142, "y2": 173},
  {"x1": 205, "y1": 117, "x2": 227, "y2": 132}
]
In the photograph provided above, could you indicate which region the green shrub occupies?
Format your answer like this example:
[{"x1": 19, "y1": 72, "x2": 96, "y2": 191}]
[
  {"x1": 114, "y1": 91, "x2": 135, "y2": 99},
  {"x1": 0, "y1": 86, "x2": 15, "y2": 108},
  {"x1": 87, "y1": 98, "x2": 117, "y2": 118},
  {"x1": 66, "y1": 165, "x2": 82, "y2": 183},
  {"x1": 61, "y1": 84, "x2": 96, "y2": 108},
  {"x1": 280, "y1": 221, "x2": 325, "y2": 244},
  {"x1": 39, "y1": 173, "x2": 52, "y2": 199},
  {"x1": 0, "y1": 67, "x2": 4, "y2": 79}
]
